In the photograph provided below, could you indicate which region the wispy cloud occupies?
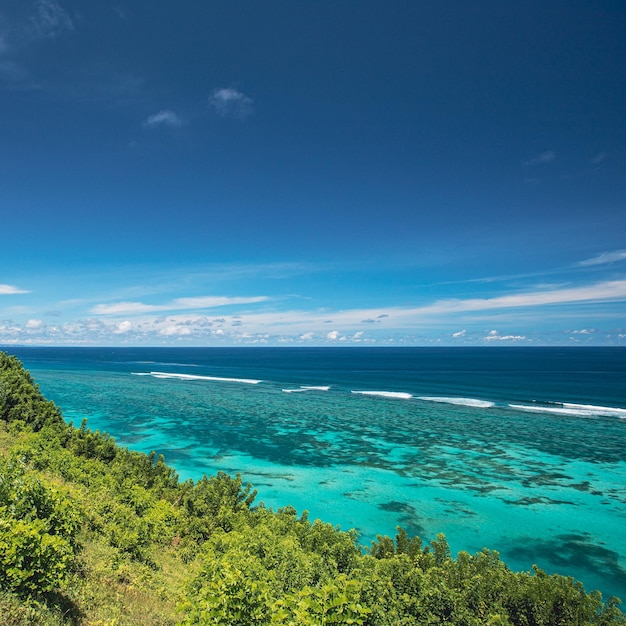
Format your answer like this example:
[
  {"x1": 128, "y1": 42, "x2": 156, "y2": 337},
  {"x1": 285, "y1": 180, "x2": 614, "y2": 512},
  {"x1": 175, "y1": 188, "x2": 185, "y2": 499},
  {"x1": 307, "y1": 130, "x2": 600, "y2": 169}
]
[
  {"x1": 30, "y1": 0, "x2": 74, "y2": 39},
  {"x1": 92, "y1": 295, "x2": 268, "y2": 315},
  {"x1": 590, "y1": 152, "x2": 606, "y2": 165},
  {"x1": 213, "y1": 279, "x2": 626, "y2": 332},
  {"x1": 484, "y1": 330, "x2": 526, "y2": 342},
  {"x1": 107, "y1": 279, "x2": 624, "y2": 340},
  {"x1": 6, "y1": 269, "x2": 626, "y2": 345},
  {"x1": 143, "y1": 109, "x2": 183, "y2": 129},
  {"x1": 578, "y1": 250, "x2": 626, "y2": 267},
  {"x1": 209, "y1": 87, "x2": 253, "y2": 118},
  {"x1": 0, "y1": 1, "x2": 73, "y2": 91},
  {"x1": 411, "y1": 280, "x2": 626, "y2": 316},
  {"x1": 524, "y1": 150, "x2": 556, "y2": 166},
  {"x1": 0, "y1": 284, "x2": 29, "y2": 295}
]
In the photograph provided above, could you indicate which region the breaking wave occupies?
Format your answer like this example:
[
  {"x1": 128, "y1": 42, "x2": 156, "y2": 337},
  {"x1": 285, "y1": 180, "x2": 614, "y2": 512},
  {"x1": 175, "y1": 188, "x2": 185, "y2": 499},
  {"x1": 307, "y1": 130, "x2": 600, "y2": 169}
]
[
  {"x1": 351, "y1": 390, "x2": 413, "y2": 400},
  {"x1": 283, "y1": 385, "x2": 331, "y2": 394},
  {"x1": 132, "y1": 371, "x2": 262, "y2": 384},
  {"x1": 418, "y1": 396, "x2": 495, "y2": 408},
  {"x1": 510, "y1": 402, "x2": 626, "y2": 419}
]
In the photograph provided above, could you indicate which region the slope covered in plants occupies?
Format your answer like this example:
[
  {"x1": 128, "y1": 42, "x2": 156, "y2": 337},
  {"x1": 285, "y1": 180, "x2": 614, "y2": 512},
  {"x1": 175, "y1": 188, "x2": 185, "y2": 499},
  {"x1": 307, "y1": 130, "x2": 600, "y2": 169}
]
[{"x1": 0, "y1": 351, "x2": 624, "y2": 625}]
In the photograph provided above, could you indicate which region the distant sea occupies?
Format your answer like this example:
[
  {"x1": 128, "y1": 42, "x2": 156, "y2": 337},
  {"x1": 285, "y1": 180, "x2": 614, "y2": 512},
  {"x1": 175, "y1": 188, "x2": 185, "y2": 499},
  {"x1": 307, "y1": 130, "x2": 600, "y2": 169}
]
[{"x1": 8, "y1": 346, "x2": 626, "y2": 601}]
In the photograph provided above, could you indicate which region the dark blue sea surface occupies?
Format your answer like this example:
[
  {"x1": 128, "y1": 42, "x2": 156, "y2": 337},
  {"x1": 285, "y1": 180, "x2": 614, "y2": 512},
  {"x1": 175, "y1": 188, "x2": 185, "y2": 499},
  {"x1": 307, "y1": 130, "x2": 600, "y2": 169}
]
[{"x1": 9, "y1": 346, "x2": 626, "y2": 601}]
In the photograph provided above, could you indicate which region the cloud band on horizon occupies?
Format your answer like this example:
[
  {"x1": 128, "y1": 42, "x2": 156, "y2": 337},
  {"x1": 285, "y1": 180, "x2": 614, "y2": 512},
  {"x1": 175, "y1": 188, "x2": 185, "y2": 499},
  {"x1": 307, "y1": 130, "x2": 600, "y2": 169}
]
[{"x1": 86, "y1": 279, "x2": 626, "y2": 337}]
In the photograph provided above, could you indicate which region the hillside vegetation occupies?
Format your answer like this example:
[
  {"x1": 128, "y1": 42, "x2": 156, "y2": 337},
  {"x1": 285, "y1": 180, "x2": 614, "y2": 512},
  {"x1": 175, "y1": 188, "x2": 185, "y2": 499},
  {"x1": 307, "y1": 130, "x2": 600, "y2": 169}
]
[{"x1": 0, "y1": 350, "x2": 624, "y2": 625}]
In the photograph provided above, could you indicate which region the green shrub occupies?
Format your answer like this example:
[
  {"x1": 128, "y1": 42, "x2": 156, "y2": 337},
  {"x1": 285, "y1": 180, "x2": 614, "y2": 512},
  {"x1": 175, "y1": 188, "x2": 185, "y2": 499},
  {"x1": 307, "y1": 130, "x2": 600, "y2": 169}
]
[{"x1": 0, "y1": 460, "x2": 79, "y2": 595}]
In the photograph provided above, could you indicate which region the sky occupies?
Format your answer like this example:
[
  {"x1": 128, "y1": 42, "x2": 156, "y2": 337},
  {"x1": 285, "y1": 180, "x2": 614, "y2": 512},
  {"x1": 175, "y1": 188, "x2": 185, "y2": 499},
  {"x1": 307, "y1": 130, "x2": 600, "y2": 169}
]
[{"x1": 1, "y1": 1, "x2": 625, "y2": 347}]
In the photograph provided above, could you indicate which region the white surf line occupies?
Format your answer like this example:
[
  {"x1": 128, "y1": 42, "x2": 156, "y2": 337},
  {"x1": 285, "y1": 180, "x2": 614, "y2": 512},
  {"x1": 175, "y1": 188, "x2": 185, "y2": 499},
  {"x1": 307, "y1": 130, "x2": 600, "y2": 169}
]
[
  {"x1": 510, "y1": 404, "x2": 597, "y2": 417},
  {"x1": 283, "y1": 385, "x2": 332, "y2": 393},
  {"x1": 562, "y1": 403, "x2": 626, "y2": 418},
  {"x1": 136, "y1": 371, "x2": 262, "y2": 384},
  {"x1": 351, "y1": 390, "x2": 413, "y2": 400},
  {"x1": 418, "y1": 396, "x2": 495, "y2": 408},
  {"x1": 510, "y1": 402, "x2": 626, "y2": 418}
]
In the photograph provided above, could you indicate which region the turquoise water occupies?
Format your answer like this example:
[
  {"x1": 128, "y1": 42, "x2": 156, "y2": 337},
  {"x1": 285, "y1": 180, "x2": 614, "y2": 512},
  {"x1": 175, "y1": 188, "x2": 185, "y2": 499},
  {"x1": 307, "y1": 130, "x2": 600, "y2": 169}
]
[{"x1": 10, "y1": 346, "x2": 626, "y2": 601}]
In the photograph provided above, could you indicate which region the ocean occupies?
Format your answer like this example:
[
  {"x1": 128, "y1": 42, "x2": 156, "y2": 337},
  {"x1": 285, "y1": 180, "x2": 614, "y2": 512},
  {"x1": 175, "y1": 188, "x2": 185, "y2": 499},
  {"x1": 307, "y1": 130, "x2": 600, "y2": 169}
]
[{"x1": 8, "y1": 346, "x2": 626, "y2": 601}]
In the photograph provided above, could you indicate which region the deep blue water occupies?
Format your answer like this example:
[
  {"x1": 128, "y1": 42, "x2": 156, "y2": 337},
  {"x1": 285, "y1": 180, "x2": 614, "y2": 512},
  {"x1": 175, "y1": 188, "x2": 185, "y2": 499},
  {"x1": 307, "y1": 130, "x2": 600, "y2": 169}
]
[{"x1": 8, "y1": 346, "x2": 626, "y2": 601}]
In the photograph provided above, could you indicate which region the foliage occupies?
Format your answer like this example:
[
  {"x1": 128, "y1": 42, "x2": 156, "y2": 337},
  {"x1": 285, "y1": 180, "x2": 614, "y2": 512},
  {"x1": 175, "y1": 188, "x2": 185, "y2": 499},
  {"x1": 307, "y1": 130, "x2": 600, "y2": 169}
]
[
  {"x1": 0, "y1": 459, "x2": 80, "y2": 595},
  {"x1": 179, "y1": 514, "x2": 367, "y2": 625},
  {"x1": 0, "y1": 589, "x2": 69, "y2": 626},
  {"x1": 0, "y1": 350, "x2": 624, "y2": 625},
  {"x1": 0, "y1": 353, "x2": 64, "y2": 431}
]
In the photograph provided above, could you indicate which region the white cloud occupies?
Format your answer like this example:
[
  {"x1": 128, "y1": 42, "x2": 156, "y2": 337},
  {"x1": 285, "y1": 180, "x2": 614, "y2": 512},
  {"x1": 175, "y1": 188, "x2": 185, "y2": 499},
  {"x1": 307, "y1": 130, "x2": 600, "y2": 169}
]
[
  {"x1": 0, "y1": 284, "x2": 29, "y2": 295},
  {"x1": 0, "y1": 324, "x2": 21, "y2": 337},
  {"x1": 524, "y1": 150, "x2": 556, "y2": 166},
  {"x1": 326, "y1": 330, "x2": 342, "y2": 341},
  {"x1": 300, "y1": 331, "x2": 314, "y2": 341},
  {"x1": 92, "y1": 295, "x2": 268, "y2": 315},
  {"x1": 114, "y1": 320, "x2": 132, "y2": 334},
  {"x1": 452, "y1": 329, "x2": 466, "y2": 338},
  {"x1": 143, "y1": 110, "x2": 183, "y2": 129},
  {"x1": 25, "y1": 319, "x2": 44, "y2": 329},
  {"x1": 571, "y1": 328, "x2": 594, "y2": 335},
  {"x1": 578, "y1": 250, "x2": 626, "y2": 267},
  {"x1": 484, "y1": 330, "x2": 526, "y2": 342},
  {"x1": 209, "y1": 87, "x2": 253, "y2": 118},
  {"x1": 160, "y1": 325, "x2": 192, "y2": 337},
  {"x1": 31, "y1": 0, "x2": 74, "y2": 39}
]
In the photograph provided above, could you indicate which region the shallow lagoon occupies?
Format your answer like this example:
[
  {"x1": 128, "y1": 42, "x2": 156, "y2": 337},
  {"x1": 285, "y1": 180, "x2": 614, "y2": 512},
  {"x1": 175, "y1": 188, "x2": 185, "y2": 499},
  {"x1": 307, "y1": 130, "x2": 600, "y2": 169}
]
[{"x1": 13, "y1": 346, "x2": 626, "y2": 600}]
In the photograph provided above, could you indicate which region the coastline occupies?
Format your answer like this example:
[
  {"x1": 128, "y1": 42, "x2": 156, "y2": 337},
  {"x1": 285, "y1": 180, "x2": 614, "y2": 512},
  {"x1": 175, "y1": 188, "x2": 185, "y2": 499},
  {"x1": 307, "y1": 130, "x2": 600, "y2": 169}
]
[{"x1": 11, "y1": 345, "x2": 626, "y2": 601}]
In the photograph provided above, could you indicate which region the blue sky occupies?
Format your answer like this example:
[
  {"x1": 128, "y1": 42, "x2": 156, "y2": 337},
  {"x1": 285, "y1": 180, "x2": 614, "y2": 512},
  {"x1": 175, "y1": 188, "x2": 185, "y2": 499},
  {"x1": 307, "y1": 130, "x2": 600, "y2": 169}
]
[{"x1": 1, "y1": 1, "x2": 625, "y2": 346}]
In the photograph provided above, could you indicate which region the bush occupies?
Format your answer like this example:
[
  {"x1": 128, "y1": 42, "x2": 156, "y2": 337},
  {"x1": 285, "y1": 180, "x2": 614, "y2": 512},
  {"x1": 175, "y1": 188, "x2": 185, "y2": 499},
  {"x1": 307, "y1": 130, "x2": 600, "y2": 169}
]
[{"x1": 0, "y1": 460, "x2": 80, "y2": 595}]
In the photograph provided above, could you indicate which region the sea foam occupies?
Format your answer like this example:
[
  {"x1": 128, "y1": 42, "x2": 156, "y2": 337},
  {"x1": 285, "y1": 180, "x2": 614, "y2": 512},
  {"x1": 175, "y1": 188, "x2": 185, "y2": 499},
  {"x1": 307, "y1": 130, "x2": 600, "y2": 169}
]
[
  {"x1": 134, "y1": 371, "x2": 262, "y2": 384},
  {"x1": 418, "y1": 396, "x2": 495, "y2": 408},
  {"x1": 563, "y1": 403, "x2": 626, "y2": 418},
  {"x1": 283, "y1": 385, "x2": 331, "y2": 394},
  {"x1": 352, "y1": 390, "x2": 413, "y2": 400},
  {"x1": 510, "y1": 402, "x2": 626, "y2": 419}
]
